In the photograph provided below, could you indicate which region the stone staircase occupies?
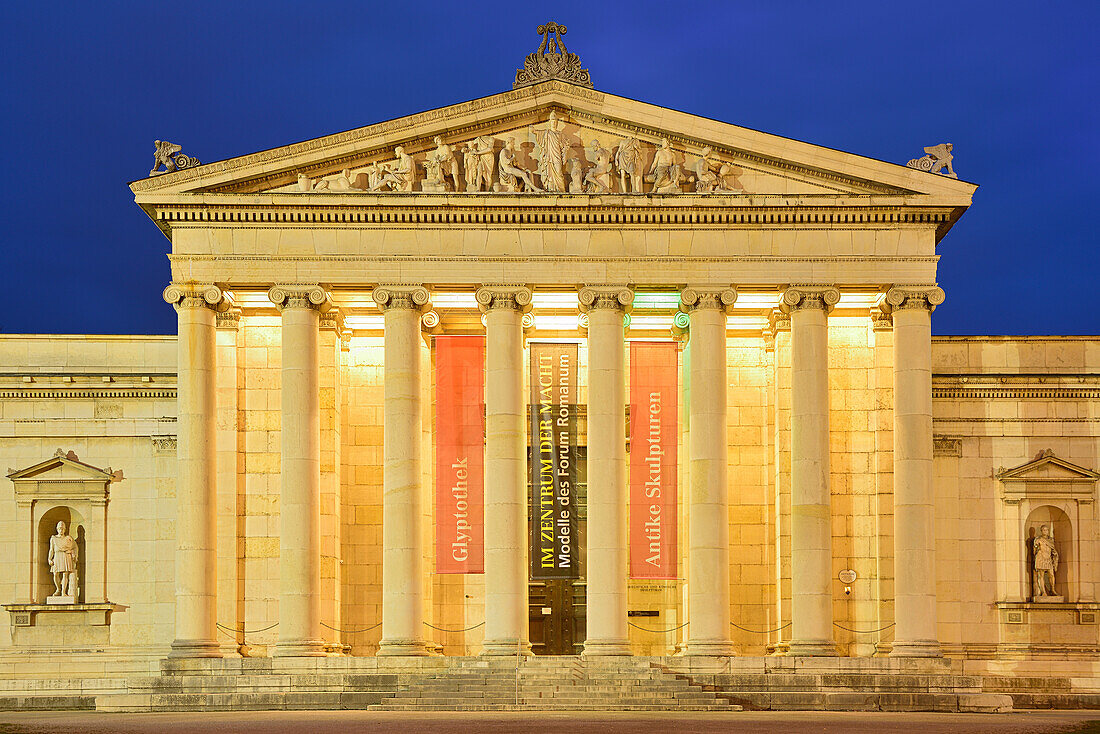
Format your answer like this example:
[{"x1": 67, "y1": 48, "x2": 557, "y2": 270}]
[
  {"x1": 369, "y1": 656, "x2": 740, "y2": 711},
  {"x1": 4, "y1": 654, "x2": 1100, "y2": 712},
  {"x1": 656, "y1": 659, "x2": 1013, "y2": 713}
]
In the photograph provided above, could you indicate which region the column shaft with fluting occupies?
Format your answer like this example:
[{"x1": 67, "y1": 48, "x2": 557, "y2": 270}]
[
  {"x1": 477, "y1": 286, "x2": 533, "y2": 655},
  {"x1": 163, "y1": 283, "x2": 229, "y2": 658},
  {"x1": 374, "y1": 285, "x2": 432, "y2": 656},
  {"x1": 782, "y1": 286, "x2": 839, "y2": 657},
  {"x1": 887, "y1": 286, "x2": 945, "y2": 657},
  {"x1": 268, "y1": 285, "x2": 329, "y2": 656},
  {"x1": 681, "y1": 287, "x2": 738, "y2": 656},
  {"x1": 579, "y1": 286, "x2": 633, "y2": 656}
]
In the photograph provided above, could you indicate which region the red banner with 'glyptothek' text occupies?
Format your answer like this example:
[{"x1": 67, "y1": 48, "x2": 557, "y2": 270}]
[
  {"x1": 434, "y1": 336, "x2": 485, "y2": 574},
  {"x1": 629, "y1": 341, "x2": 678, "y2": 579}
]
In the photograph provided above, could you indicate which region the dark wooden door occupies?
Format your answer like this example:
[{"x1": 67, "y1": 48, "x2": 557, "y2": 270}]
[{"x1": 529, "y1": 579, "x2": 586, "y2": 655}]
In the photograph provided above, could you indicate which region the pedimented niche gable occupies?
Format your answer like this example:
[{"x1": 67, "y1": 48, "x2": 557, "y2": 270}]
[{"x1": 998, "y1": 450, "x2": 1099, "y2": 503}]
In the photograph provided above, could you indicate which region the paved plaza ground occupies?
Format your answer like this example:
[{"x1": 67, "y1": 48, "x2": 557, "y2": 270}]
[{"x1": 0, "y1": 711, "x2": 1098, "y2": 734}]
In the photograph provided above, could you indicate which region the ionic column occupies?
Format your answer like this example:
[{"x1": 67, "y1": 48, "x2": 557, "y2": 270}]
[
  {"x1": 579, "y1": 285, "x2": 633, "y2": 656},
  {"x1": 476, "y1": 286, "x2": 533, "y2": 656},
  {"x1": 680, "y1": 287, "x2": 738, "y2": 657},
  {"x1": 268, "y1": 285, "x2": 330, "y2": 657},
  {"x1": 163, "y1": 283, "x2": 232, "y2": 658},
  {"x1": 374, "y1": 285, "x2": 433, "y2": 656},
  {"x1": 886, "y1": 285, "x2": 945, "y2": 658},
  {"x1": 781, "y1": 286, "x2": 840, "y2": 657}
]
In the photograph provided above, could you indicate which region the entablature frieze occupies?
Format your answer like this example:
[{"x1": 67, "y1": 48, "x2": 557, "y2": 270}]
[{"x1": 145, "y1": 198, "x2": 958, "y2": 231}]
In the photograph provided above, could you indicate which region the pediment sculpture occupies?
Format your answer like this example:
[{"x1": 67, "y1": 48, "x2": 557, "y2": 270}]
[{"x1": 292, "y1": 123, "x2": 746, "y2": 197}]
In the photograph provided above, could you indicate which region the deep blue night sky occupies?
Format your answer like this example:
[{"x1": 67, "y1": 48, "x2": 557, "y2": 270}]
[{"x1": 1, "y1": 1, "x2": 1096, "y2": 335}]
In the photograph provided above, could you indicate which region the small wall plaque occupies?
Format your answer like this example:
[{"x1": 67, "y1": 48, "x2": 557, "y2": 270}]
[
  {"x1": 838, "y1": 569, "x2": 857, "y2": 584},
  {"x1": 628, "y1": 610, "x2": 659, "y2": 617},
  {"x1": 1007, "y1": 611, "x2": 1024, "y2": 624}
]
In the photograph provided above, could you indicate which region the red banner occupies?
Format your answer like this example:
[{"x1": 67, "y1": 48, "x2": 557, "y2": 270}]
[
  {"x1": 629, "y1": 342, "x2": 678, "y2": 579},
  {"x1": 434, "y1": 336, "x2": 485, "y2": 574}
]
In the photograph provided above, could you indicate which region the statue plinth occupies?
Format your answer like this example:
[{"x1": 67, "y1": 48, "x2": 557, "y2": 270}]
[
  {"x1": 46, "y1": 594, "x2": 75, "y2": 605},
  {"x1": 1032, "y1": 596, "x2": 1066, "y2": 604}
]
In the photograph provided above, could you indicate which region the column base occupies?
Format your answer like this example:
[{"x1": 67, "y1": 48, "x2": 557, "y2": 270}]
[
  {"x1": 272, "y1": 638, "x2": 328, "y2": 657},
  {"x1": 480, "y1": 639, "x2": 533, "y2": 656},
  {"x1": 582, "y1": 639, "x2": 633, "y2": 656},
  {"x1": 377, "y1": 639, "x2": 434, "y2": 656},
  {"x1": 168, "y1": 638, "x2": 222, "y2": 658},
  {"x1": 890, "y1": 639, "x2": 943, "y2": 658},
  {"x1": 786, "y1": 639, "x2": 838, "y2": 657},
  {"x1": 683, "y1": 639, "x2": 737, "y2": 657}
]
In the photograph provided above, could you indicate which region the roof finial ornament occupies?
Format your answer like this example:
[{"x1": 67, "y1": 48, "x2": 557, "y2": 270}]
[
  {"x1": 513, "y1": 22, "x2": 593, "y2": 90},
  {"x1": 906, "y1": 143, "x2": 957, "y2": 178}
]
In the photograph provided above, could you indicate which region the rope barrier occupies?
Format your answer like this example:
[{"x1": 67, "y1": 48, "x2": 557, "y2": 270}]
[
  {"x1": 321, "y1": 621, "x2": 382, "y2": 634},
  {"x1": 216, "y1": 622, "x2": 278, "y2": 635},
  {"x1": 730, "y1": 621, "x2": 791, "y2": 634},
  {"x1": 628, "y1": 621, "x2": 689, "y2": 633},
  {"x1": 832, "y1": 622, "x2": 896, "y2": 634},
  {"x1": 423, "y1": 621, "x2": 486, "y2": 633}
]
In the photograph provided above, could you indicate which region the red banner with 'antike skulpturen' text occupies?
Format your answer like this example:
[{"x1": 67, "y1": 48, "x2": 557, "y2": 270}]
[
  {"x1": 434, "y1": 336, "x2": 485, "y2": 574},
  {"x1": 629, "y1": 341, "x2": 678, "y2": 579}
]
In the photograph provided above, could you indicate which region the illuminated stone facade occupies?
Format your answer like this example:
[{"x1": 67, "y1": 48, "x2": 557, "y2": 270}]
[{"x1": 1, "y1": 75, "x2": 1098, "y2": 689}]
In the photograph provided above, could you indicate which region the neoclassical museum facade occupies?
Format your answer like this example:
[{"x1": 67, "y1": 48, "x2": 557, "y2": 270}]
[{"x1": 2, "y1": 36, "x2": 1098, "y2": 678}]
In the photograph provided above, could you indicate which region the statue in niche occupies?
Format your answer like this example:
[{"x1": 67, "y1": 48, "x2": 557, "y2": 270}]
[
  {"x1": 496, "y1": 138, "x2": 542, "y2": 193},
  {"x1": 646, "y1": 138, "x2": 683, "y2": 194},
  {"x1": 423, "y1": 136, "x2": 460, "y2": 192},
  {"x1": 371, "y1": 146, "x2": 417, "y2": 192},
  {"x1": 906, "y1": 143, "x2": 957, "y2": 178},
  {"x1": 567, "y1": 155, "x2": 584, "y2": 193},
  {"x1": 583, "y1": 139, "x2": 614, "y2": 194},
  {"x1": 48, "y1": 520, "x2": 78, "y2": 600},
  {"x1": 1032, "y1": 524, "x2": 1060, "y2": 600},
  {"x1": 531, "y1": 111, "x2": 570, "y2": 192},
  {"x1": 615, "y1": 137, "x2": 644, "y2": 193}
]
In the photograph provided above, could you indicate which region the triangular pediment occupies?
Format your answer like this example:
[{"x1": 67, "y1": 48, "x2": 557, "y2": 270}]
[
  {"x1": 998, "y1": 450, "x2": 1100, "y2": 482},
  {"x1": 8, "y1": 450, "x2": 117, "y2": 482},
  {"x1": 130, "y1": 80, "x2": 976, "y2": 204}
]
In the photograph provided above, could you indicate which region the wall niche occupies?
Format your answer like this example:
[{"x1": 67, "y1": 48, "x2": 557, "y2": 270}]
[{"x1": 3, "y1": 450, "x2": 125, "y2": 648}]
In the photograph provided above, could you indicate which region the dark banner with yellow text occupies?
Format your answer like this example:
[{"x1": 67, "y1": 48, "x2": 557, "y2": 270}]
[
  {"x1": 629, "y1": 341, "x2": 678, "y2": 579},
  {"x1": 434, "y1": 336, "x2": 485, "y2": 574},
  {"x1": 529, "y1": 342, "x2": 579, "y2": 579}
]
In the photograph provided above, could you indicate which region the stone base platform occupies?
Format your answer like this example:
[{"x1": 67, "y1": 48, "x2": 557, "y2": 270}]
[{"x1": 4, "y1": 654, "x2": 1100, "y2": 713}]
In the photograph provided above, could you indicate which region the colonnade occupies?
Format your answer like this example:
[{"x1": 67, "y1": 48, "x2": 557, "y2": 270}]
[{"x1": 164, "y1": 281, "x2": 945, "y2": 659}]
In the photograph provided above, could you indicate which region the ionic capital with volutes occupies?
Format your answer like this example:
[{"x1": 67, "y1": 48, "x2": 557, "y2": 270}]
[
  {"x1": 884, "y1": 285, "x2": 946, "y2": 313},
  {"x1": 372, "y1": 285, "x2": 431, "y2": 312},
  {"x1": 475, "y1": 285, "x2": 533, "y2": 313},
  {"x1": 267, "y1": 285, "x2": 332, "y2": 312},
  {"x1": 163, "y1": 283, "x2": 233, "y2": 312},
  {"x1": 780, "y1": 286, "x2": 841, "y2": 314},
  {"x1": 679, "y1": 286, "x2": 737, "y2": 314},
  {"x1": 579, "y1": 285, "x2": 634, "y2": 313}
]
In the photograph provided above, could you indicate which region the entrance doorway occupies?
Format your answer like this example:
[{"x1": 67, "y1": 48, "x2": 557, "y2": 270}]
[{"x1": 529, "y1": 579, "x2": 585, "y2": 655}]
